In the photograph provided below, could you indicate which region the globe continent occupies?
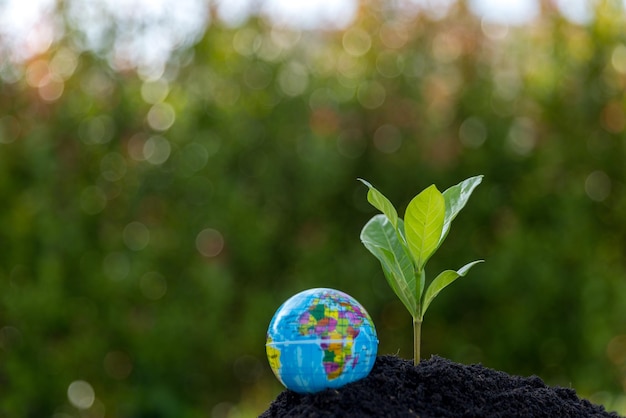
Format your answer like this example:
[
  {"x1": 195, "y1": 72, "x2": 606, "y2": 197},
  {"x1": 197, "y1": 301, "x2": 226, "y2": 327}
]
[{"x1": 266, "y1": 288, "x2": 378, "y2": 393}]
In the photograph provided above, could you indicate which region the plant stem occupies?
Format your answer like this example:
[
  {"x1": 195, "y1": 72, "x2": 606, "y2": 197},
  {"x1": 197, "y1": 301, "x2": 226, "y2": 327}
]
[{"x1": 413, "y1": 317, "x2": 422, "y2": 366}]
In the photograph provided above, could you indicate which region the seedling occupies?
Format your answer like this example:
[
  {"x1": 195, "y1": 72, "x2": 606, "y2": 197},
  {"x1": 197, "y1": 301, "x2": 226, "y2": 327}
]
[{"x1": 359, "y1": 175, "x2": 484, "y2": 365}]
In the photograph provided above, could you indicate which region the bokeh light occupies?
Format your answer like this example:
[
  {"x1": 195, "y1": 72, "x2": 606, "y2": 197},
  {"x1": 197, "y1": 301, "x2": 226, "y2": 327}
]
[
  {"x1": 123, "y1": 221, "x2": 150, "y2": 251},
  {"x1": 585, "y1": 171, "x2": 612, "y2": 202},
  {"x1": 67, "y1": 380, "x2": 95, "y2": 410},
  {"x1": 143, "y1": 135, "x2": 172, "y2": 164},
  {"x1": 196, "y1": 228, "x2": 225, "y2": 258}
]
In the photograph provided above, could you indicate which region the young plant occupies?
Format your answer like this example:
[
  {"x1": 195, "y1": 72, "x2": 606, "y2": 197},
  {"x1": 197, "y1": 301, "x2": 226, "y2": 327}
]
[{"x1": 359, "y1": 175, "x2": 484, "y2": 365}]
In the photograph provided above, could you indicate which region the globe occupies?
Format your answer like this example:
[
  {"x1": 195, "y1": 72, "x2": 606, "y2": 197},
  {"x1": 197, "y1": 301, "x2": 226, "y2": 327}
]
[{"x1": 266, "y1": 288, "x2": 378, "y2": 394}]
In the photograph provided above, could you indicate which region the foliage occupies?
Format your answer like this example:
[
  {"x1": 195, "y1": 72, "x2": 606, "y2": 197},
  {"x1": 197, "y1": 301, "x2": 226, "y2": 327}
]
[
  {"x1": 1, "y1": 1, "x2": 626, "y2": 417},
  {"x1": 360, "y1": 176, "x2": 482, "y2": 363}
]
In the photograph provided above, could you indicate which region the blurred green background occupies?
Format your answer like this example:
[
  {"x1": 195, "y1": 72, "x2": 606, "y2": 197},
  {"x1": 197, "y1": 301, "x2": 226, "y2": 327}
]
[{"x1": 2, "y1": 0, "x2": 626, "y2": 416}]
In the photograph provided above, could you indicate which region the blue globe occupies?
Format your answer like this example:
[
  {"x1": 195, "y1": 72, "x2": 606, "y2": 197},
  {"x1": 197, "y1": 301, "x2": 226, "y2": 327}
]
[{"x1": 266, "y1": 288, "x2": 378, "y2": 394}]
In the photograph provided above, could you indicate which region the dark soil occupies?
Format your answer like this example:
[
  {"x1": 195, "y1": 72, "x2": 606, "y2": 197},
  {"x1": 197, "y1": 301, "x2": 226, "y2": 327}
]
[{"x1": 261, "y1": 355, "x2": 622, "y2": 418}]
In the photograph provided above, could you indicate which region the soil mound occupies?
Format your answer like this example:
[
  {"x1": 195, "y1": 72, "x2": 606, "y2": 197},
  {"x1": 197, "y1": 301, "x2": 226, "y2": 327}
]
[{"x1": 261, "y1": 355, "x2": 621, "y2": 417}]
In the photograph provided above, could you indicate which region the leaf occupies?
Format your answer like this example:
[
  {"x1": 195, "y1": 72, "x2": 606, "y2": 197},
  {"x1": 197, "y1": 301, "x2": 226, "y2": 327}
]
[
  {"x1": 360, "y1": 215, "x2": 417, "y2": 316},
  {"x1": 438, "y1": 175, "x2": 483, "y2": 248},
  {"x1": 419, "y1": 260, "x2": 484, "y2": 319},
  {"x1": 358, "y1": 178, "x2": 398, "y2": 229},
  {"x1": 404, "y1": 185, "x2": 445, "y2": 271}
]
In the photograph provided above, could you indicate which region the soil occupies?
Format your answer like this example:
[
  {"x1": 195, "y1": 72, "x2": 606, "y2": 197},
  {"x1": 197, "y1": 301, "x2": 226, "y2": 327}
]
[{"x1": 260, "y1": 355, "x2": 622, "y2": 418}]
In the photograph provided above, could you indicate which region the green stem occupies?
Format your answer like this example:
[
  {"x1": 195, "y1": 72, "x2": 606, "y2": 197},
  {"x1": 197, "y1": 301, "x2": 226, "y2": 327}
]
[{"x1": 413, "y1": 317, "x2": 422, "y2": 365}]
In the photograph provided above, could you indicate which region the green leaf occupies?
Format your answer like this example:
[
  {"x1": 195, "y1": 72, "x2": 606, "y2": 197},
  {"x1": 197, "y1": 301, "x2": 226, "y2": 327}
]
[
  {"x1": 419, "y1": 260, "x2": 484, "y2": 319},
  {"x1": 358, "y1": 178, "x2": 398, "y2": 229},
  {"x1": 360, "y1": 215, "x2": 417, "y2": 316},
  {"x1": 439, "y1": 175, "x2": 483, "y2": 248},
  {"x1": 404, "y1": 185, "x2": 445, "y2": 271}
]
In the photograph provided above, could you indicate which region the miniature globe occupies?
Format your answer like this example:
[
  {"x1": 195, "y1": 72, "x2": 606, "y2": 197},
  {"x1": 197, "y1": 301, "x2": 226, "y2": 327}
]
[{"x1": 266, "y1": 288, "x2": 378, "y2": 394}]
